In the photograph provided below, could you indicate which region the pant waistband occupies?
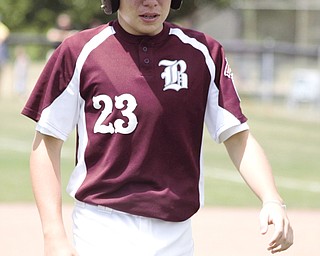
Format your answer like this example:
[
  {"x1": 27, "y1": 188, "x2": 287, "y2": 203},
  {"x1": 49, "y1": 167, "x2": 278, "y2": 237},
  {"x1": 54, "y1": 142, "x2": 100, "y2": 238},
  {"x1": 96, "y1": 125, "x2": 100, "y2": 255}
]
[
  {"x1": 74, "y1": 200, "x2": 143, "y2": 217},
  {"x1": 75, "y1": 200, "x2": 115, "y2": 214}
]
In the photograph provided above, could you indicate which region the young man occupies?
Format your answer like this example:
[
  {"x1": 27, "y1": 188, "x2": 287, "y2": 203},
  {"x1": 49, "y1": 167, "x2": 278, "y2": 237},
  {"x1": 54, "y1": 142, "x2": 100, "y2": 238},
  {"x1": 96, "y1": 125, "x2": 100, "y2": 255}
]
[{"x1": 22, "y1": 0, "x2": 293, "y2": 255}]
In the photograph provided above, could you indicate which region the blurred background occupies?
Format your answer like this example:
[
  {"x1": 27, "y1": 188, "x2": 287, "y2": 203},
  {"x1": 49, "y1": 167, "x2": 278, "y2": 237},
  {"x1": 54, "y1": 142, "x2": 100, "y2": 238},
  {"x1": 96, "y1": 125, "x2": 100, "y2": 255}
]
[
  {"x1": 0, "y1": 1, "x2": 319, "y2": 255},
  {"x1": 0, "y1": 0, "x2": 319, "y2": 207}
]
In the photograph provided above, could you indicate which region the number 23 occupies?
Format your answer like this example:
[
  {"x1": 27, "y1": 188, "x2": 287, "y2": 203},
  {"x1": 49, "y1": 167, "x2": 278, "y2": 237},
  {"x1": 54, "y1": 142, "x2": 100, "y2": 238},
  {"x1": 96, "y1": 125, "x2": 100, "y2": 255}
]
[{"x1": 92, "y1": 94, "x2": 138, "y2": 134}]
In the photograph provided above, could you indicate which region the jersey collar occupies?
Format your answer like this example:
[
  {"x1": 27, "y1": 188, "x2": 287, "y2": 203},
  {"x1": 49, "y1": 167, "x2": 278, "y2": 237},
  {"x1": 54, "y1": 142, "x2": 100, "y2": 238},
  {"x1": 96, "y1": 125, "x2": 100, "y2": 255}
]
[{"x1": 111, "y1": 20, "x2": 170, "y2": 45}]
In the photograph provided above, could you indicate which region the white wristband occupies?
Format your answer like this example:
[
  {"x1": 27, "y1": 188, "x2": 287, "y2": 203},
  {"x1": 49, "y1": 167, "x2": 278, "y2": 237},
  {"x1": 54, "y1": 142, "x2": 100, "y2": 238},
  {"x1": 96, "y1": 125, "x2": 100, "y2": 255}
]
[{"x1": 263, "y1": 200, "x2": 286, "y2": 209}]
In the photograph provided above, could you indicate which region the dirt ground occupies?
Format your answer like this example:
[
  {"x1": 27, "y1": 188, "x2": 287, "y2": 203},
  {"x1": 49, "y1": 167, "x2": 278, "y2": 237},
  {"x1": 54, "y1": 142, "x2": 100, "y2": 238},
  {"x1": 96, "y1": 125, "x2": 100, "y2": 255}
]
[{"x1": 1, "y1": 204, "x2": 319, "y2": 256}]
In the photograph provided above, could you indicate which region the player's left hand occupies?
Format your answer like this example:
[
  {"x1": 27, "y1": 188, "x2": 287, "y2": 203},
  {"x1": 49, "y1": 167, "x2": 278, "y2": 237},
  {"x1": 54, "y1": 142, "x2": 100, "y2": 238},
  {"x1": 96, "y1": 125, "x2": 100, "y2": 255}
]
[{"x1": 259, "y1": 201, "x2": 293, "y2": 253}]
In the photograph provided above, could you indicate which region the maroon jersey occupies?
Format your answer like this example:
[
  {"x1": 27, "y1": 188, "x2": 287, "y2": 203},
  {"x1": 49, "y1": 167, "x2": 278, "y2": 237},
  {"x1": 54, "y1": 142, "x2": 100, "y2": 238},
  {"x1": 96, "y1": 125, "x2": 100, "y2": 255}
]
[{"x1": 22, "y1": 20, "x2": 248, "y2": 222}]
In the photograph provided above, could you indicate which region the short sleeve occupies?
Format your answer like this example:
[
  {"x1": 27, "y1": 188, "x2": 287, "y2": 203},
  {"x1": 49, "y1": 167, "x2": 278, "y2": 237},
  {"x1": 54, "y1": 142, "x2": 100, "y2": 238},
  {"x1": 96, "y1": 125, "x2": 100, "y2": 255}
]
[
  {"x1": 205, "y1": 44, "x2": 248, "y2": 143},
  {"x1": 22, "y1": 40, "x2": 81, "y2": 141}
]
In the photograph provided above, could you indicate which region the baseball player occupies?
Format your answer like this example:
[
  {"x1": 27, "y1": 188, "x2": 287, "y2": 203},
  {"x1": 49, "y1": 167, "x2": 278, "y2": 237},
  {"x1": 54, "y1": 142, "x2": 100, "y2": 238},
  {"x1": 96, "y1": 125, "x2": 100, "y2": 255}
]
[{"x1": 22, "y1": 0, "x2": 293, "y2": 255}]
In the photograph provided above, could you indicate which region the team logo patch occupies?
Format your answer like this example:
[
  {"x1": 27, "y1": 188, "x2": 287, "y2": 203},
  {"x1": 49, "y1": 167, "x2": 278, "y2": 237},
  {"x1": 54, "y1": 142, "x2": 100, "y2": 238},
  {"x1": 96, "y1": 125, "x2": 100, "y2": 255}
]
[
  {"x1": 159, "y1": 59, "x2": 188, "y2": 91},
  {"x1": 224, "y1": 58, "x2": 234, "y2": 81},
  {"x1": 224, "y1": 58, "x2": 241, "y2": 101}
]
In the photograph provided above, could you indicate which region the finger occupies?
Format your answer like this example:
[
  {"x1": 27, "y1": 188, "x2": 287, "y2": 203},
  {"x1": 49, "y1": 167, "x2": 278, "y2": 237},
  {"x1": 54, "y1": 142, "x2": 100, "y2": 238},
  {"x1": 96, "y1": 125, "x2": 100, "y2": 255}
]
[
  {"x1": 268, "y1": 229, "x2": 283, "y2": 251},
  {"x1": 268, "y1": 221, "x2": 293, "y2": 253},
  {"x1": 267, "y1": 223, "x2": 284, "y2": 252},
  {"x1": 269, "y1": 244, "x2": 284, "y2": 254},
  {"x1": 259, "y1": 208, "x2": 269, "y2": 235},
  {"x1": 281, "y1": 222, "x2": 294, "y2": 251},
  {"x1": 268, "y1": 240, "x2": 292, "y2": 254},
  {"x1": 283, "y1": 219, "x2": 294, "y2": 245},
  {"x1": 287, "y1": 224, "x2": 294, "y2": 245}
]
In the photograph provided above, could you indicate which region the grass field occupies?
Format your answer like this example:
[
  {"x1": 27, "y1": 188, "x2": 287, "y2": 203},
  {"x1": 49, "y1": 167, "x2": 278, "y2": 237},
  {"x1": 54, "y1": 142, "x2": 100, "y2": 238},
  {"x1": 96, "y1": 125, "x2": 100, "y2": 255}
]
[{"x1": 0, "y1": 95, "x2": 319, "y2": 208}]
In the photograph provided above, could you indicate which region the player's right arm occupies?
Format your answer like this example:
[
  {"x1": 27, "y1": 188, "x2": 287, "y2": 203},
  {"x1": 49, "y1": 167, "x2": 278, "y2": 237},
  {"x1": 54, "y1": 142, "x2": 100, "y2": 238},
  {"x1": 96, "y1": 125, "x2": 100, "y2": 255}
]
[{"x1": 30, "y1": 131, "x2": 78, "y2": 256}]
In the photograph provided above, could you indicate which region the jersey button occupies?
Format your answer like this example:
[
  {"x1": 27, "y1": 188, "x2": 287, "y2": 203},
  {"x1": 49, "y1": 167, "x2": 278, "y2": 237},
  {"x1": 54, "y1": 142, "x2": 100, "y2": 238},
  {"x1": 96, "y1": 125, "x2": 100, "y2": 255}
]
[
  {"x1": 144, "y1": 58, "x2": 150, "y2": 64},
  {"x1": 142, "y1": 46, "x2": 148, "y2": 52}
]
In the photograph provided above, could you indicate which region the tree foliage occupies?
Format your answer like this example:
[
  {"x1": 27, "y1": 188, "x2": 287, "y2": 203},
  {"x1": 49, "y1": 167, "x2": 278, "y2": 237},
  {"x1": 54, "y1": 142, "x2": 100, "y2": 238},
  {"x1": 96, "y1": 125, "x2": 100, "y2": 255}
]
[{"x1": 0, "y1": 0, "x2": 231, "y2": 32}]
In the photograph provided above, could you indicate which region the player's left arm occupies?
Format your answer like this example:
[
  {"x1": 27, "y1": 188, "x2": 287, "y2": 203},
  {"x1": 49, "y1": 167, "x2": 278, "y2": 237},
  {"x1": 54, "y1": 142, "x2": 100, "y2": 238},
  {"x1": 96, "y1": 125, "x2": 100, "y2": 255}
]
[{"x1": 223, "y1": 130, "x2": 293, "y2": 253}]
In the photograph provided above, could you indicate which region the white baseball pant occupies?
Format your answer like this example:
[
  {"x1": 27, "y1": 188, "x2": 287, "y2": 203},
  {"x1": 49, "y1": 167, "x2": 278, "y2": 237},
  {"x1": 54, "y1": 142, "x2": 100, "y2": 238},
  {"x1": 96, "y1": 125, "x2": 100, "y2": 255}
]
[{"x1": 72, "y1": 201, "x2": 194, "y2": 256}]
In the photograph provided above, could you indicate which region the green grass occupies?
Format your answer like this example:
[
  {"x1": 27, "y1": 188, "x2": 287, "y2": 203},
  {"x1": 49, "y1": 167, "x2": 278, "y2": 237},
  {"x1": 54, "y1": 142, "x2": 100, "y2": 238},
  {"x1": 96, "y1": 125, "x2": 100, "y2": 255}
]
[
  {"x1": 0, "y1": 98, "x2": 75, "y2": 202},
  {"x1": 202, "y1": 99, "x2": 320, "y2": 208},
  {"x1": 1, "y1": 97, "x2": 319, "y2": 208}
]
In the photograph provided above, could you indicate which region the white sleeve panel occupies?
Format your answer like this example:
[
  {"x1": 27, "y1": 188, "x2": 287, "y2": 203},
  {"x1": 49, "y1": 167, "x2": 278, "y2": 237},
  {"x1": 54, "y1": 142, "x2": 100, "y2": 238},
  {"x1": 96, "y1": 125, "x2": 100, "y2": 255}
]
[
  {"x1": 36, "y1": 87, "x2": 81, "y2": 142},
  {"x1": 204, "y1": 81, "x2": 249, "y2": 144},
  {"x1": 36, "y1": 124, "x2": 67, "y2": 141},
  {"x1": 35, "y1": 26, "x2": 116, "y2": 142},
  {"x1": 218, "y1": 122, "x2": 249, "y2": 143}
]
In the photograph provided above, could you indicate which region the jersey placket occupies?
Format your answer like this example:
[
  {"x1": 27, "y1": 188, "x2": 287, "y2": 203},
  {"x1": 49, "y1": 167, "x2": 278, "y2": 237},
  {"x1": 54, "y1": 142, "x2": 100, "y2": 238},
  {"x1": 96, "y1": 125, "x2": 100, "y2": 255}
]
[{"x1": 139, "y1": 40, "x2": 154, "y2": 77}]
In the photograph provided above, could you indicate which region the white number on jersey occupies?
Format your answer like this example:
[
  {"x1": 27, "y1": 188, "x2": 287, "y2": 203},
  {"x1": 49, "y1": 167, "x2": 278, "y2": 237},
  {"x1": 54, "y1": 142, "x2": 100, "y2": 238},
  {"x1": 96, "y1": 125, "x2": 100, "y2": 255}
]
[{"x1": 93, "y1": 94, "x2": 138, "y2": 134}]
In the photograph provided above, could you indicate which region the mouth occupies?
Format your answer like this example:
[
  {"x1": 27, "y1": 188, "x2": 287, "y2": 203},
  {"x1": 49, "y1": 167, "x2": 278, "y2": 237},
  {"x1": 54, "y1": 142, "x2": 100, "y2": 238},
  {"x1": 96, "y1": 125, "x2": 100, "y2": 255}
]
[{"x1": 139, "y1": 13, "x2": 160, "y2": 21}]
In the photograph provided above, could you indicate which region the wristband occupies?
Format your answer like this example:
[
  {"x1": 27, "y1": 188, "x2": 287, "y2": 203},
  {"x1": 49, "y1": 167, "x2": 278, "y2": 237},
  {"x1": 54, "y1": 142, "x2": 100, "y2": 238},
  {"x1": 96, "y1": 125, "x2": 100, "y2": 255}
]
[{"x1": 263, "y1": 200, "x2": 286, "y2": 209}]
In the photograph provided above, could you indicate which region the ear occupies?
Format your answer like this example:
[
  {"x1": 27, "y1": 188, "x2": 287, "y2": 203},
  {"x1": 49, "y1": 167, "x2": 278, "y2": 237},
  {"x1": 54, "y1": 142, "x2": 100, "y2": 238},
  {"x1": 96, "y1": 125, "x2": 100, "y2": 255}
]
[
  {"x1": 171, "y1": 0, "x2": 183, "y2": 10},
  {"x1": 101, "y1": 0, "x2": 120, "y2": 15}
]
